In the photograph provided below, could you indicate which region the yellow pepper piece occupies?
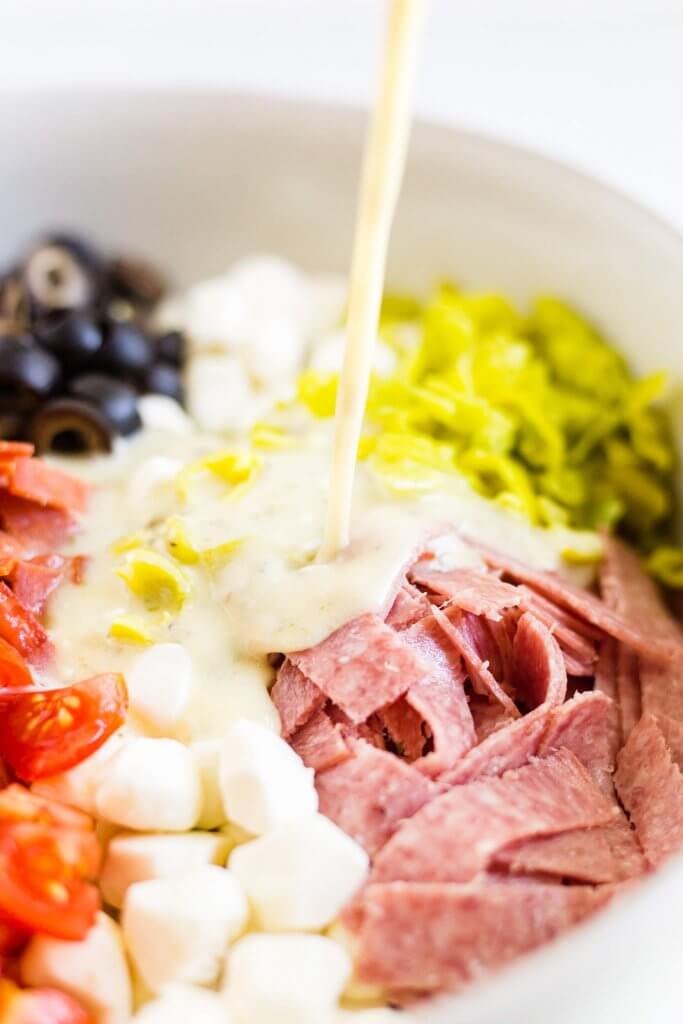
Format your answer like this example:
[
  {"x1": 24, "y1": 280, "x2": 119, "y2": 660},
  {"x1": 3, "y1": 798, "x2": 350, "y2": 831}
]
[
  {"x1": 199, "y1": 537, "x2": 244, "y2": 570},
  {"x1": 177, "y1": 450, "x2": 261, "y2": 501},
  {"x1": 111, "y1": 530, "x2": 148, "y2": 555},
  {"x1": 165, "y1": 516, "x2": 199, "y2": 564},
  {"x1": 109, "y1": 616, "x2": 154, "y2": 645},
  {"x1": 118, "y1": 549, "x2": 190, "y2": 612}
]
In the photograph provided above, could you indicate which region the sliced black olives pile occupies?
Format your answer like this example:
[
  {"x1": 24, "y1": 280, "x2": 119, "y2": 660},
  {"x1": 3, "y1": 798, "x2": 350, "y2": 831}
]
[{"x1": 0, "y1": 232, "x2": 187, "y2": 454}]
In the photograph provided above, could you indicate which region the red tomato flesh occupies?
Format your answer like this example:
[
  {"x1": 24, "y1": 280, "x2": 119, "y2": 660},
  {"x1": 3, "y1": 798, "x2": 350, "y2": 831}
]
[
  {"x1": 0, "y1": 640, "x2": 33, "y2": 691},
  {"x1": 0, "y1": 583, "x2": 53, "y2": 666},
  {"x1": 0, "y1": 674, "x2": 127, "y2": 782}
]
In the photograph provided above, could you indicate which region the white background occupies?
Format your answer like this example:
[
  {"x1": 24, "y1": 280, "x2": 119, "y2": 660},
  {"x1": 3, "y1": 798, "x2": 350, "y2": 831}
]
[{"x1": 2, "y1": 0, "x2": 683, "y2": 230}]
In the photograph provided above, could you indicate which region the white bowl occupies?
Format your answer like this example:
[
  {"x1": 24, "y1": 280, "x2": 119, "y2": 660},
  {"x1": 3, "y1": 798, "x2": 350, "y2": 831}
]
[{"x1": 2, "y1": 90, "x2": 683, "y2": 1024}]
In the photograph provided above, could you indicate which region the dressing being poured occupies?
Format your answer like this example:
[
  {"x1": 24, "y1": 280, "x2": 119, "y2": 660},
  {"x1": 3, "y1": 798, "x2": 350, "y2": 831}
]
[{"x1": 319, "y1": 0, "x2": 426, "y2": 562}]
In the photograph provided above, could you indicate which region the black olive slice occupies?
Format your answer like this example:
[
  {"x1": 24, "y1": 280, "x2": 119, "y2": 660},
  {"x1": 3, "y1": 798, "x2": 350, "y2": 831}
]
[
  {"x1": 24, "y1": 243, "x2": 95, "y2": 311},
  {"x1": 109, "y1": 256, "x2": 166, "y2": 306},
  {"x1": 28, "y1": 398, "x2": 113, "y2": 455},
  {"x1": 96, "y1": 322, "x2": 153, "y2": 379},
  {"x1": 0, "y1": 335, "x2": 61, "y2": 412},
  {"x1": 145, "y1": 362, "x2": 184, "y2": 404},
  {"x1": 69, "y1": 373, "x2": 142, "y2": 437},
  {"x1": 35, "y1": 311, "x2": 102, "y2": 371},
  {"x1": 155, "y1": 330, "x2": 186, "y2": 367}
]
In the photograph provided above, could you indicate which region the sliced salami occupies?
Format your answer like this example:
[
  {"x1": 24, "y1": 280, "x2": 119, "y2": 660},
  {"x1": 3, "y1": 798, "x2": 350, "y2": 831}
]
[
  {"x1": 512, "y1": 611, "x2": 567, "y2": 710},
  {"x1": 315, "y1": 740, "x2": 438, "y2": 856},
  {"x1": 615, "y1": 713, "x2": 683, "y2": 868},
  {"x1": 432, "y1": 606, "x2": 519, "y2": 718},
  {"x1": 385, "y1": 582, "x2": 431, "y2": 631},
  {"x1": 271, "y1": 659, "x2": 325, "y2": 738},
  {"x1": 440, "y1": 705, "x2": 549, "y2": 786},
  {"x1": 290, "y1": 613, "x2": 430, "y2": 724},
  {"x1": 373, "y1": 749, "x2": 615, "y2": 883},
  {"x1": 476, "y1": 540, "x2": 677, "y2": 661},
  {"x1": 409, "y1": 567, "x2": 521, "y2": 620},
  {"x1": 539, "y1": 691, "x2": 618, "y2": 796},
  {"x1": 352, "y1": 880, "x2": 612, "y2": 994},
  {"x1": 289, "y1": 708, "x2": 352, "y2": 772}
]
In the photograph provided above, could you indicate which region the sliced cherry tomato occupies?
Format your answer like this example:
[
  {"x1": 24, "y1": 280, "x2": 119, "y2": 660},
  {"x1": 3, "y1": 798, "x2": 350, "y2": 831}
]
[
  {"x1": 7, "y1": 460, "x2": 90, "y2": 517},
  {"x1": 0, "y1": 494, "x2": 78, "y2": 557},
  {"x1": 0, "y1": 640, "x2": 33, "y2": 691},
  {"x1": 9, "y1": 557, "x2": 70, "y2": 617},
  {"x1": 0, "y1": 582, "x2": 53, "y2": 666},
  {"x1": 0, "y1": 979, "x2": 91, "y2": 1024},
  {"x1": 0, "y1": 674, "x2": 127, "y2": 782},
  {"x1": 0, "y1": 915, "x2": 28, "y2": 956},
  {"x1": 0, "y1": 444, "x2": 34, "y2": 462},
  {"x1": 0, "y1": 824, "x2": 100, "y2": 940},
  {"x1": 0, "y1": 785, "x2": 94, "y2": 835}
]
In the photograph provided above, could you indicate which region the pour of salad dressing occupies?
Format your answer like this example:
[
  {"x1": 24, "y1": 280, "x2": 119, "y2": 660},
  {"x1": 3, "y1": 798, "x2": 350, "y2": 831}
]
[{"x1": 320, "y1": 0, "x2": 426, "y2": 562}]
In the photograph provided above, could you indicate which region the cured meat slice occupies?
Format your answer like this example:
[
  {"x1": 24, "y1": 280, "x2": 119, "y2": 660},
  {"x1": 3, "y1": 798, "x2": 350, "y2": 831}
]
[
  {"x1": 539, "y1": 691, "x2": 618, "y2": 795},
  {"x1": 440, "y1": 706, "x2": 549, "y2": 786},
  {"x1": 657, "y1": 713, "x2": 683, "y2": 771},
  {"x1": 271, "y1": 660, "x2": 325, "y2": 738},
  {"x1": 409, "y1": 567, "x2": 521, "y2": 620},
  {"x1": 476, "y1": 540, "x2": 677, "y2": 661},
  {"x1": 398, "y1": 616, "x2": 476, "y2": 775},
  {"x1": 594, "y1": 638, "x2": 618, "y2": 702},
  {"x1": 315, "y1": 740, "x2": 438, "y2": 856},
  {"x1": 492, "y1": 822, "x2": 642, "y2": 884},
  {"x1": 290, "y1": 613, "x2": 429, "y2": 724},
  {"x1": 615, "y1": 713, "x2": 683, "y2": 868},
  {"x1": 289, "y1": 708, "x2": 352, "y2": 771},
  {"x1": 385, "y1": 582, "x2": 431, "y2": 631},
  {"x1": 512, "y1": 612, "x2": 567, "y2": 709},
  {"x1": 0, "y1": 493, "x2": 78, "y2": 555},
  {"x1": 352, "y1": 881, "x2": 612, "y2": 994},
  {"x1": 373, "y1": 749, "x2": 615, "y2": 883},
  {"x1": 432, "y1": 606, "x2": 519, "y2": 718},
  {"x1": 616, "y1": 646, "x2": 641, "y2": 739},
  {"x1": 600, "y1": 535, "x2": 681, "y2": 643},
  {"x1": 469, "y1": 696, "x2": 514, "y2": 742}
]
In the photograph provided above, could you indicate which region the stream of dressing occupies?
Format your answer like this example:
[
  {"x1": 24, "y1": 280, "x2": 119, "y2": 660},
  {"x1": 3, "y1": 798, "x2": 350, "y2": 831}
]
[{"x1": 319, "y1": 0, "x2": 426, "y2": 561}]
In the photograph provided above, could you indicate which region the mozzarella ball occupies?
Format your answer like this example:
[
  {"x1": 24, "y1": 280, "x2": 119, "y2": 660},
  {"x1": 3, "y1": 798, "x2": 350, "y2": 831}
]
[
  {"x1": 224, "y1": 933, "x2": 351, "y2": 1024},
  {"x1": 137, "y1": 395, "x2": 194, "y2": 436},
  {"x1": 218, "y1": 719, "x2": 317, "y2": 835},
  {"x1": 21, "y1": 913, "x2": 131, "y2": 1024},
  {"x1": 126, "y1": 644, "x2": 194, "y2": 740},
  {"x1": 191, "y1": 739, "x2": 227, "y2": 830},
  {"x1": 187, "y1": 354, "x2": 257, "y2": 434},
  {"x1": 32, "y1": 733, "x2": 125, "y2": 816},
  {"x1": 100, "y1": 831, "x2": 231, "y2": 909},
  {"x1": 229, "y1": 813, "x2": 368, "y2": 931},
  {"x1": 123, "y1": 866, "x2": 248, "y2": 992},
  {"x1": 95, "y1": 737, "x2": 201, "y2": 832},
  {"x1": 133, "y1": 984, "x2": 229, "y2": 1023}
]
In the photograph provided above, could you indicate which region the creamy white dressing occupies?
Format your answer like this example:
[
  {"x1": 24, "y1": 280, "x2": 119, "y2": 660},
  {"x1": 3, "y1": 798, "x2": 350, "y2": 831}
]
[{"x1": 47, "y1": 417, "x2": 585, "y2": 743}]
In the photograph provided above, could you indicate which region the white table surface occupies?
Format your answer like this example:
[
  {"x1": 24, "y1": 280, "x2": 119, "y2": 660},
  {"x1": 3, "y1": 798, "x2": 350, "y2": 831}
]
[{"x1": 2, "y1": 0, "x2": 683, "y2": 233}]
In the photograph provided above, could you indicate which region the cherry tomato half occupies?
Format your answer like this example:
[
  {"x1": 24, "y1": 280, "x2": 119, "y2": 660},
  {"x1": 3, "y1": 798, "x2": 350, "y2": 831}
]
[
  {"x1": 0, "y1": 824, "x2": 100, "y2": 941},
  {"x1": 0, "y1": 785, "x2": 94, "y2": 834},
  {"x1": 0, "y1": 674, "x2": 127, "y2": 782},
  {"x1": 0, "y1": 639, "x2": 33, "y2": 691}
]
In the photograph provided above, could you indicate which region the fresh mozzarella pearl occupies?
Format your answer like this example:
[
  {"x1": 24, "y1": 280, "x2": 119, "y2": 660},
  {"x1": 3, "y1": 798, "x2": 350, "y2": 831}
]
[
  {"x1": 122, "y1": 866, "x2": 248, "y2": 992},
  {"x1": 228, "y1": 813, "x2": 369, "y2": 931},
  {"x1": 20, "y1": 913, "x2": 131, "y2": 1024},
  {"x1": 187, "y1": 353, "x2": 257, "y2": 433},
  {"x1": 126, "y1": 644, "x2": 194, "y2": 740},
  {"x1": 100, "y1": 831, "x2": 231, "y2": 909},
  {"x1": 137, "y1": 395, "x2": 194, "y2": 436},
  {"x1": 191, "y1": 739, "x2": 227, "y2": 830},
  {"x1": 224, "y1": 933, "x2": 351, "y2": 1024},
  {"x1": 95, "y1": 737, "x2": 202, "y2": 832},
  {"x1": 218, "y1": 719, "x2": 317, "y2": 835},
  {"x1": 133, "y1": 985, "x2": 229, "y2": 1023},
  {"x1": 126, "y1": 456, "x2": 183, "y2": 516},
  {"x1": 31, "y1": 733, "x2": 125, "y2": 816}
]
